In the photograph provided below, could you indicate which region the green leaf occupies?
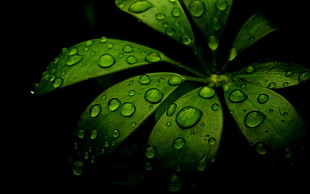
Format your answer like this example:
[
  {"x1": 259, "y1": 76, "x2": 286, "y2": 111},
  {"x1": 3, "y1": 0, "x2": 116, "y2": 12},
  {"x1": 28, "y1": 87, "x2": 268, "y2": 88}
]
[
  {"x1": 146, "y1": 86, "x2": 223, "y2": 172},
  {"x1": 72, "y1": 72, "x2": 185, "y2": 173},
  {"x1": 34, "y1": 37, "x2": 176, "y2": 95},
  {"x1": 227, "y1": 12, "x2": 277, "y2": 62},
  {"x1": 183, "y1": 0, "x2": 233, "y2": 51},
  {"x1": 233, "y1": 61, "x2": 310, "y2": 89},
  {"x1": 223, "y1": 81, "x2": 305, "y2": 154},
  {"x1": 115, "y1": 0, "x2": 195, "y2": 47}
]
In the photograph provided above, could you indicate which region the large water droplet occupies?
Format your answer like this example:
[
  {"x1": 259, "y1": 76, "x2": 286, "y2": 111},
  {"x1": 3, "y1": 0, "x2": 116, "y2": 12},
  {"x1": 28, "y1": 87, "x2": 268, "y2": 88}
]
[
  {"x1": 176, "y1": 106, "x2": 202, "y2": 129},
  {"x1": 168, "y1": 75, "x2": 183, "y2": 86},
  {"x1": 128, "y1": 1, "x2": 153, "y2": 13},
  {"x1": 98, "y1": 54, "x2": 115, "y2": 68},
  {"x1": 199, "y1": 86, "x2": 215, "y2": 99},
  {"x1": 166, "y1": 103, "x2": 177, "y2": 116},
  {"x1": 145, "y1": 146, "x2": 156, "y2": 159},
  {"x1": 89, "y1": 104, "x2": 102, "y2": 118},
  {"x1": 172, "y1": 137, "x2": 186, "y2": 149},
  {"x1": 66, "y1": 55, "x2": 83, "y2": 66},
  {"x1": 244, "y1": 111, "x2": 266, "y2": 128},
  {"x1": 145, "y1": 52, "x2": 161, "y2": 63},
  {"x1": 121, "y1": 102, "x2": 136, "y2": 117},
  {"x1": 52, "y1": 77, "x2": 63, "y2": 88},
  {"x1": 257, "y1": 94, "x2": 269, "y2": 104},
  {"x1": 188, "y1": 0, "x2": 205, "y2": 18},
  {"x1": 229, "y1": 89, "x2": 247, "y2": 103},
  {"x1": 108, "y1": 98, "x2": 121, "y2": 111},
  {"x1": 139, "y1": 74, "x2": 151, "y2": 85},
  {"x1": 144, "y1": 88, "x2": 163, "y2": 104}
]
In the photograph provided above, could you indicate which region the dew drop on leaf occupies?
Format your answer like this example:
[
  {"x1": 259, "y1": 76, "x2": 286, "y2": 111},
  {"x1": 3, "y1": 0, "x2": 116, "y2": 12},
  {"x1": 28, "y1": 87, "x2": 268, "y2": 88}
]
[
  {"x1": 112, "y1": 129, "x2": 120, "y2": 138},
  {"x1": 172, "y1": 137, "x2": 186, "y2": 149},
  {"x1": 145, "y1": 146, "x2": 156, "y2": 159},
  {"x1": 257, "y1": 94, "x2": 269, "y2": 104},
  {"x1": 108, "y1": 98, "x2": 121, "y2": 111},
  {"x1": 212, "y1": 17, "x2": 221, "y2": 31},
  {"x1": 254, "y1": 142, "x2": 268, "y2": 155},
  {"x1": 155, "y1": 12, "x2": 166, "y2": 20},
  {"x1": 175, "y1": 106, "x2": 202, "y2": 129},
  {"x1": 298, "y1": 71, "x2": 310, "y2": 82},
  {"x1": 72, "y1": 161, "x2": 83, "y2": 176},
  {"x1": 168, "y1": 174, "x2": 182, "y2": 192},
  {"x1": 77, "y1": 129, "x2": 85, "y2": 139},
  {"x1": 126, "y1": 55, "x2": 138, "y2": 64},
  {"x1": 216, "y1": 0, "x2": 228, "y2": 11},
  {"x1": 139, "y1": 74, "x2": 151, "y2": 85},
  {"x1": 122, "y1": 44, "x2": 133, "y2": 53},
  {"x1": 120, "y1": 102, "x2": 136, "y2": 117},
  {"x1": 89, "y1": 104, "x2": 102, "y2": 118},
  {"x1": 246, "y1": 65, "x2": 255, "y2": 73},
  {"x1": 198, "y1": 86, "x2": 215, "y2": 99},
  {"x1": 144, "y1": 88, "x2": 164, "y2": 104},
  {"x1": 98, "y1": 54, "x2": 115, "y2": 68},
  {"x1": 181, "y1": 34, "x2": 192, "y2": 45},
  {"x1": 171, "y1": 7, "x2": 181, "y2": 17},
  {"x1": 188, "y1": 0, "x2": 205, "y2": 18},
  {"x1": 211, "y1": 103, "x2": 220, "y2": 111},
  {"x1": 52, "y1": 77, "x2": 63, "y2": 88},
  {"x1": 267, "y1": 82, "x2": 276, "y2": 89},
  {"x1": 228, "y1": 48, "x2": 237, "y2": 61},
  {"x1": 128, "y1": 0, "x2": 153, "y2": 13},
  {"x1": 208, "y1": 137, "x2": 216, "y2": 144},
  {"x1": 168, "y1": 75, "x2": 183, "y2": 86},
  {"x1": 90, "y1": 129, "x2": 98, "y2": 139},
  {"x1": 165, "y1": 27, "x2": 175, "y2": 36},
  {"x1": 244, "y1": 111, "x2": 266, "y2": 128},
  {"x1": 229, "y1": 89, "x2": 248, "y2": 103},
  {"x1": 99, "y1": 36, "x2": 108, "y2": 43},
  {"x1": 166, "y1": 103, "x2": 177, "y2": 116},
  {"x1": 145, "y1": 52, "x2": 161, "y2": 63},
  {"x1": 66, "y1": 55, "x2": 83, "y2": 66},
  {"x1": 208, "y1": 35, "x2": 219, "y2": 51},
  {"x1": 68, "y1": 47, "x2": 79, "y2": 56},
  {"x1": 128, "y1": 89, "x2": 136, "y2": 96}
]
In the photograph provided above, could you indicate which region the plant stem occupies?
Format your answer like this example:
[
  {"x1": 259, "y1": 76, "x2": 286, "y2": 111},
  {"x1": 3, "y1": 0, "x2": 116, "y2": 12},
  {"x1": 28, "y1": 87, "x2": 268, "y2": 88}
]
[
  {"x1": 164, "y1": 57, "x2": 206, "y2": 78},
  {"x1": 192, "y1": 46, "x2": 212, "y2": 75}
]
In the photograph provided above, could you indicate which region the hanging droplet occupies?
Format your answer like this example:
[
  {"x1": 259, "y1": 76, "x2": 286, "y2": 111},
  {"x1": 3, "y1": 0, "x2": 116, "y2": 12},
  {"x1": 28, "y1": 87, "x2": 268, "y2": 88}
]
[
  {"x1": 120, "y1": 102, "x2": 136, "y2": 117},
  {"x1": 166, "y1": 103, "x2": 177, "y2": 116},
  {"x1": 139, "y1": 74, "x2": 151, "y2": 85},
  {"x1": 144, "y1": 88, "x2": 163, "y2": 104},
  {"x1": 216, "y1": 0, "x2": 228, "y2": 11},
  {"x1": 254, "y1": 142, "x2": 268, "y2": 155},
  {"x1": 108, "y1": 98, "x2": 121, "y2": 111},
  {"x1": 199, "y1": 86, "x2": 215, "y2": 99},
  {"x1": 168, "y1": 75, "x2": 183, "y2": 86},
  {"x1": 52, "y1": 77, "x2": 63, "y2": 88},
  {"x1": 98, "y1": 54, "x2": 115, "y2": 68},
  {"x1": 145, "y1": 146, "x2": 156, "y2": 159},
  {"x1": 257, "y1": 94, "x2": 269, "y2": 104},
  {"x1": 172, "y1": 137, "x2": 186, "y2": 149},
  {"x1": 168, "y1": 174, "x2": 182, "y2": 192},
  {"x1": 175, "y1": 106, "x2": 202, "y2": 129},
  {"x1": 244, "y1": 111, "x2": 266, "y2": 128},
  {"x1": 128, "y1": 1, "x2": 153, "y2": 13},
  {"x1": 208, "y1": 35, "x2": 219, "y2": 51},
  {"x1": 212, "y1": 17, "x2": 221, "y2": 31},
  {"x1": 229, "y1": 89, "x2": 248, "y2": 103},
  {"x1": 188, "y1": 0, "x2": 205, "y2": 18},
  {"x1": 122, "y1": 44, "x2": 133, "y2": 53},
  {"x1": 126, "y1": 55, "x2": 138, "y2": 64},
  {"x1": 89, "y1": 104, "x2": 102, "y2": 118},
  {"x1": 145, "y1": 52, "x2": 161, "y2": 63},
  {"x1": 72, "y1": 161, "x2": 84, "y2": 176},
  {"x1": 112, "y1": 129, "x2": 120, "y2": 138}
]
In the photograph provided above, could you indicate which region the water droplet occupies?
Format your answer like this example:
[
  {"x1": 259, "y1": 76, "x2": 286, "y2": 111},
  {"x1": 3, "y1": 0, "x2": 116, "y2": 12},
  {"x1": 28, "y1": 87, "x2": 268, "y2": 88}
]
[
  {"x1": 176, "y1": 106, "x2": 202, "y2": 129},
  {"x1": 126, "y1": 55, "x2": 138, "y2": 64},
  {"x1": 254, "y1": 142, "x2": 268, "y2": 155},
  {"x1": 298, "y1": 71, "x2": 310, "y2": 82},
  {"x1": 145, "y1": 146, "x2": 156, "y2": 159},
  {"x1": 108, "y1": 98, "x2": 121, "y2": 111},
  {"x1": 168, "y1": 75, "x2": 183, "y2": 86},
  {"x1": 100, "y1": 36, "x2": 108, "y2": 43},
  {"x1": 128, "y1": 89, "x2": 136, "y2": 97},
  {"x1": 112, "y1": 129, "x2": 120, "y2": 138},
  {"x1": 196, "y1": 155, "x2": 207, "y2": 171},
  {"x1": 139, "y1": 74, "x2": 151, "y2": 85},
  {"x1": 165, "y1": 27, "x2": 175, "y2": 36},
  {"x1": 68, "y1": 47, "x2": 79, "y2": 56},
  {"x1": 107, "y1": 43, "x2": 114, "y2": 49},
  {"x1": 90, "y1": 129, "x2": 98, "y2": 139},
  {"x1": 129, "y1": 1, "x2": 153, "y2": 13},
  {"x1": 181, "y1": 35, "x2": 192, "y2": 45},
  {"x1": 257, "y1": 94, "x2": 269, "y2": 104},
  {"x1": 244, "y1": 111, "x2": 266, "y2": 128},
  {"x1": 172, "y1": 137, "x2": 186, "y2": 149},
  {"x1": 122, "y1": 44, "x2": 133, "y2": 53},
  {"x1": 155, "y1": 12, "x2": 166, "y2": 20},
  {"x1": 229, "y1": 89, "x2": 248, "y2": 103},
  {"x1": 98, "y1": 54, "x2": 115, "y2": 68},
  {"x1": 208, "y1": 35, "x2": 219, "y2": 51},
  {"x1": 212, "y1": 17, "x2": 221, "y2": 31},
  {"x1": 166, "y1": 121, "x2": 172, "y2": 127},
  {"x1": 89, "y1": 104, "x2": 102, "y2": 118},
  {"x1": 282, "y1": 82, "x2": 289, "y2": 87},
  {"x1": 199, "y1": 86, "x2": 215, "y2": 99},
  {"x1": 52, "y1": 77, "x2": 63, "y2": 88},
  {"x1": 145, "y1": 52, "x2": 161, "y2": 63},
  {"x1": 121, "y1": 102, "x2": 136, "y2": 117},
  {"x1": 228, "y1": 48, "x2": 237, "y2": 61},
  {"x1": 171, "y1": 7, "x2": 181, "y2": 17},
  {"x1": 188, "y1": 0, "x2": 205, "y2": 18},
  {"x1": 216, "y1": 0, "x2": 228, "y2": 11},
  {"x1": 144, "y1": 88, "x2": 163, "y2": 104},
  {"x1": 168, "y1": 174, "x2": 182, "y2": 192},
  {"x1": 73, "y1": 161, "x2": 84, "y2": 176},
  {"x1": 77, "y1": 130, "x2": 85, "y2": 139},
  {"x1": 211, "y1": 103, "x2": 220, "y2": 111},
  {"x1": 267, "y1": 82, "x2": 276, "y2": 89},
  {"x1": 145, "y1": 161, "x2": 152, "y2": 171},
  {"x1": 167, "y1": 103, "x2": 177, "y2": 116},
  {"x1": 246, "y1": 65, "x2": 255, "y2": 73},
  {"x1": 66, "y1": 55, "x2": 83, "y2": 66},
  {"x1": 208, "y1": 137, "x2": 216, "y2": 144},
  {"x1": 284, "y1": 71, "x2": 294, "y2": 77},
  {"x1": 85, "y1": 40, "x2": 94, "y2": 46}
]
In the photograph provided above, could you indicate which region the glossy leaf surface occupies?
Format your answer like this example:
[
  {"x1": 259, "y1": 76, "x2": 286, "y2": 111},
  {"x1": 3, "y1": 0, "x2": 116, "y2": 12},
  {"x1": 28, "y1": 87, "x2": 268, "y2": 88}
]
[
  {"x1": 72, "y1": 72, "x2": 185, "y2": 174},
  {"x1": 35, "y1": 37, "x2": 176, "y2": 95},
  {"x1": 183, "y1": 0, "x2": 233, "y2": 51},
  {"x1": 115, "y1": 0, "x2": 195, "y2": 47},
  {"x1": 223, "y1": 81, "x2": 305, "y2": 154},
  {"x1": 147, "y1": 86, "x2": 223, "y2": 172},
  {"x1": 233, "y1": 61, "x2": 310, "y2": 89}
]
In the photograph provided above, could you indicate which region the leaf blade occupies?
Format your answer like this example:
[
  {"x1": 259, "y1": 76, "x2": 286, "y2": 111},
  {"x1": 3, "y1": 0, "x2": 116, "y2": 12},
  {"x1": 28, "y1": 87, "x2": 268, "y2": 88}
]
[
  {"x1": 146, "y1": 86, "x2": 223, "y2": 173},
  {"x1": 34, "y1": 37, "x2": 175, "y2": 95}
]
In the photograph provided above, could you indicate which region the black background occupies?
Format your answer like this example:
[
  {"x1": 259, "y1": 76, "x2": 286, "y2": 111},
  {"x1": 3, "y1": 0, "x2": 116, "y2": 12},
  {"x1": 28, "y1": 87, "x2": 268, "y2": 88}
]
[{"x1": 8, "y1": 0, "x2": 310, "y2": 192}]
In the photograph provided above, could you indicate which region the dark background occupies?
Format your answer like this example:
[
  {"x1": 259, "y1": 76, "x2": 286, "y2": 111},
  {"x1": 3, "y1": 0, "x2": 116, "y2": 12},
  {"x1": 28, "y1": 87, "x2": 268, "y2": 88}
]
[{"x1": 8, "y1": 0, "x2": 310, "y2": 192}]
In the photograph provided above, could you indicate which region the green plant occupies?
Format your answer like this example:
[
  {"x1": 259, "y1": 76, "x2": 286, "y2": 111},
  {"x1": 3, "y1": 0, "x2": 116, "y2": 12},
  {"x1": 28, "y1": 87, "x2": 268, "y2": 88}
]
[{"x1": 34, "y1": 0, "x2": 309, "y2": 191}]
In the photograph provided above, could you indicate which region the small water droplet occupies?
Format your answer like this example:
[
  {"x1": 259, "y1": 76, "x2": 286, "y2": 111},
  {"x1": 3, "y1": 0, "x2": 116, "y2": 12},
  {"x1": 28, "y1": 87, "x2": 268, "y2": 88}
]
[
  {"x1": 166, "y1": 103, "x2": 177, "y2": 116},
  {"x1": 229, "y1": 89, "x2": 248, "y2": 103},
  {"x1": 108, "y1": 98, "x2": 121, "y2": 111},
  {"x1": 172, "y1": 137, "x2": 186, "y2": 150},
  {"x1": 166, "y1": 121, "x2": 172, "y2": 127},
  {"x1": 144, "y1": 88, "x2": 163, "y2": 104},
  {"x1": 52, "y1": 77, "x2": 63, "y2": 88},
  {"x1": 298, "y1": 71, "x2": 310, "y2": 82},
  {"x1": 208, "y1": 35, "x2": 219, "y2": 51},
  {"x1": 155, "y1": 12, "x2": 166, "y2": 20},
  {"x1": 208, "y1": 137, "x2": 216, "y2": 144},
  {"x1": 181, "y1": 35, "x2": 192, "y2": 45},
  {"x1": 77, "y1": 130, "x2": 85, "y2": 138},
  {"x1": 85, "y1": 40, "x2": 94, "y2": 46},
  {"x1": 228, "y1": 48, "x2": 237, "y2": 61},
  {"x1": 188, "y1": 0, "x2": 205, "y2": 18},
  {"x1": 257, "y1": 94, "x2": 269, "y2": 104},
  {"x1": 282, "y1": 82, "x2": 289, "y2": 87},
  {"x1": 66, "y1": 55, "x2": 83, "y2": 66},
  {"x1": 126, "y1": 55, "x2": 138, "y2": 64},
  {"x1": 100, "y1": 36, "x2": 108, "y2": 43},
  {"x1": 168, "y1": 75, "x2": 183, "y2": 86},
  {"x1": 145, "y1": 52, "x2": 161, "y2": 63},
  {"x1": 212, "y1": 17, "x2": 221, "y2": 31},
  {"x1": 128, "y1": 89, "x2": 136, "y2": 97},
  {"x1": 165, "y1": 27, "x2": 175, "y2": 36},
  {"x1": 284, "y1": 71, "x2": 294, "y2": 77},
  {"x1": 216, "y1": 0, "x2": 228, "y2": 11},
  {"x1": 89, "y1": 104, "x2": 102, "y2": 118},
  {"x1": 145, "y1": 161, "x2": 152, "y2": 171},
  {"x1": 98, "y1": 54, "x2": 115, "y2": 68},
  {"x1": 196, "y1": 155, "x2": 207, "y2": 171},
  {"x1": 68, "y1": 47, "x2": 79, "y2": 56},
  {"x1": 139, "y1": 74, "x2": 151, "y2": 85},
  {"x1": 121, "y1": 102, "x2": 136, "y2": 117},
  {"x1": 129, "y1": 1, "x2": 153, "y2": 13},
  {"x1": 267, "y1": 82, "x2": 276, "y2": 89},
  {"x1": 145, "y1": 146, "x2": 156, "y2": 159},
  {"x1": 112, "y1": 129, "x2": 120, "y2": 138},
  {"x1": 211, "y1": 103, "x2": 220, "y2": 111},
  {"x1": 122, "y1": 44, "x2": 133, "y2": 53},
  {"x1": 168, "y1": 174, "x2": 182, "y2": 192},
  {"x1": 244, "y1": 111, "x2": 266, "y2": 128},
  {"x1": 176, "y1": 106, "x2": 202, "y2": 129},
  {"x1": 246, "y1": 65, "x2": 255, "y2": 73},
  {"x1": 254, "y1": 142, "x2": 268, "y2": 155},
  {"x1": 90, "y1": 129, "x2": 98, "y2": 139},
  {"x1": 73, "y1": 161, "x2": 84, "y2": 176},
  {"x1": 171, "y1": 7, "x2": 181, "y2": 17},
  {"x1": 199, "y1": 86, "x2": 215, "y2": 99}
]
